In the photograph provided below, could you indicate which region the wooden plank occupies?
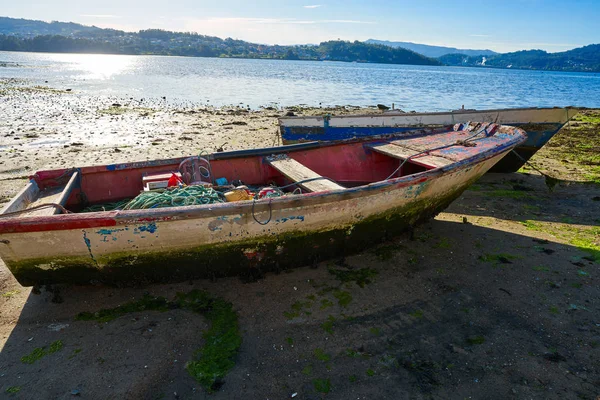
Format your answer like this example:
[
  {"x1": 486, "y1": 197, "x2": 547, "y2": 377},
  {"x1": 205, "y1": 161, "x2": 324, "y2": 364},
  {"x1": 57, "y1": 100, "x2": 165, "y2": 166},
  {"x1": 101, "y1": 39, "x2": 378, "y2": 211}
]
[
  {"x1": 0, "y1": 181, "x2": 39, "y2": 215},
  {"x1": 53, "y1": 171, "x2": 79, "y2": 214},
  {"x1": 385, "y1": 135, "x2": 464, "y2": 154},
  {"x1": 19, "y1": 171, "x2": 79, "y2": 217},
  {"x1": 368, "y1": 143, "x2": 453, "y2": 168},
  {"x1": 266, "y1": 156, "x2": 344, "y2": 192},
  {"x1": 21, "y1": 186, "x2": 66, "y2": 217}
]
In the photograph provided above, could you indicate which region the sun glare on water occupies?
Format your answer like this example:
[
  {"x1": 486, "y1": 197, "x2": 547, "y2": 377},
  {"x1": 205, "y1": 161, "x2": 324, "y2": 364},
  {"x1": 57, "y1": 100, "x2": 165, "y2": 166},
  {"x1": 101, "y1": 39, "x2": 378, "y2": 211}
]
[{"x1": 51, "y1": 53, "x2": 135, "y2": 79}]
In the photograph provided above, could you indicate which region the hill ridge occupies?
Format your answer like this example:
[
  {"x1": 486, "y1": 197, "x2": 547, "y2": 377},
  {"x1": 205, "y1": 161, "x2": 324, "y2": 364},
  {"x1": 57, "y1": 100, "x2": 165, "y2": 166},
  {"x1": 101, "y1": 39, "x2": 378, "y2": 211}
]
[{"x1": 366, "y1": 39, "x2": 497, "y2": 58}]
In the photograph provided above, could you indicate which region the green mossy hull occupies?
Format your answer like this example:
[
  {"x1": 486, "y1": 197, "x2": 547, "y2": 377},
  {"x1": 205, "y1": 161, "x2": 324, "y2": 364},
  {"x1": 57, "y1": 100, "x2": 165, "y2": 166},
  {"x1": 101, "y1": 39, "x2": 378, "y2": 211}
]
[{"x1": 10, "y1": 182, "x2": 472, "y2": 286}]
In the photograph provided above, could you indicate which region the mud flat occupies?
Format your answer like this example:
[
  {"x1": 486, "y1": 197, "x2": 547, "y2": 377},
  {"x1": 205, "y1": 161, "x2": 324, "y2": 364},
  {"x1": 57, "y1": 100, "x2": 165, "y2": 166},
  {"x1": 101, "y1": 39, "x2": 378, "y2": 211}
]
[{"x1": 0, "y1": 85, "x2": 598, "y2": 399}]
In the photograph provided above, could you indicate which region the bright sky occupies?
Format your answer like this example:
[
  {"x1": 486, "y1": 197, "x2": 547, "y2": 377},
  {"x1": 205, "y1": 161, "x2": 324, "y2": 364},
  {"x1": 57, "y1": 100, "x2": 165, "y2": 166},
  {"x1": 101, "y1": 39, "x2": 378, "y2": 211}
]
[{"x1": 4, "y1": 0, "x2": 599, "y2": 52}]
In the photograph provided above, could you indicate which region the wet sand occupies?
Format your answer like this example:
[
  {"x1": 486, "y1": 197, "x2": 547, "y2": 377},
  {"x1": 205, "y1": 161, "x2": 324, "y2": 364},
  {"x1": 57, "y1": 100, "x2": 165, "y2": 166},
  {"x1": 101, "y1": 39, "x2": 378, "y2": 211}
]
[{"x1": 0, "y1": 84, "x2": 598, "y2": 399}]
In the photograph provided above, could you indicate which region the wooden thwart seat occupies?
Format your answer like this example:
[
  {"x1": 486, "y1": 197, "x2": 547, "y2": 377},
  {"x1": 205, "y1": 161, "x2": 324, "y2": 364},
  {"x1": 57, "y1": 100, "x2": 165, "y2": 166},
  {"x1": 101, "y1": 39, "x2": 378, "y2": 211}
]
[
  {"x1": 1, "y1": 171, "x2": 79, "y2": 217},
  {"x1": 266, "y1": 155, "x2": 344, "y2": 192},
  {"x1": 367, "y1": 142, "x2": 453, "y2": 169}
]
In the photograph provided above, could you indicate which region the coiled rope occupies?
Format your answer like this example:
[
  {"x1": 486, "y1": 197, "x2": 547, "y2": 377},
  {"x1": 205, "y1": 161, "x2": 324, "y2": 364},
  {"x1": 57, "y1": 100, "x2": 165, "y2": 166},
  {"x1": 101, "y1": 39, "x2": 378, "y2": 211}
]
[{"x1": 122, "y1": 186, "x2": 224, "y2": 210}]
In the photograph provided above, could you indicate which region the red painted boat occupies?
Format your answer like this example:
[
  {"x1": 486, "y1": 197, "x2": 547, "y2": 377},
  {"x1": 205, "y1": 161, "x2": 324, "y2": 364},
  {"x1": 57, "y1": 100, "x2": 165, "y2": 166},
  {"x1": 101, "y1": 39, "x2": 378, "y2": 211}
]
[{"x1": 0, "y1": 122, "x2": 526, "y2": 286}]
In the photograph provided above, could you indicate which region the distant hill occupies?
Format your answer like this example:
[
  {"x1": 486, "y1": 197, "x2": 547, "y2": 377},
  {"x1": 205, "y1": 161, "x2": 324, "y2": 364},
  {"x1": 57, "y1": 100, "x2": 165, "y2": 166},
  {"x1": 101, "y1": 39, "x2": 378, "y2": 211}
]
[
  {"x1": 366, "y1": 39, "x2": 497, "y2": 58},
  {"x1": 0, "y1": 16, "x2": 109, "y2": 37},
  {"x1": 319, "y1": 40, "x2": 440, "y2": 65},
  {"x1": 1, "y1": 17, "x2": 598, "y2": 72},
  {"x1": 0, "y1": 17, "x2": 441, "y2": 66},
  {"x1": 439, "y1": 44, "x2": 600, "y2": 72}
]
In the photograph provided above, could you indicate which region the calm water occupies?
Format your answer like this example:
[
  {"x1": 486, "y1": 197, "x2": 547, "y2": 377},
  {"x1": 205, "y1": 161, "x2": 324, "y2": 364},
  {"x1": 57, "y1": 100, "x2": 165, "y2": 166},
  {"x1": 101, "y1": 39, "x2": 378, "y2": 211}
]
[{"x1": 2, "y1": 51, "x2": 600, "y2": 110}]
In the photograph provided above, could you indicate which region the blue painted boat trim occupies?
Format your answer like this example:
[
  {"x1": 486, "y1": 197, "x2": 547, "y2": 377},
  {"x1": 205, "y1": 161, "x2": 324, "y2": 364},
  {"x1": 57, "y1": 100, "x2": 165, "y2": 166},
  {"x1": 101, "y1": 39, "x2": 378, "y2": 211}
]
[
  {"x1": 282, "y1": 126, "x2": 419, "y2": 142},
  {"x1": 282, "y1": 123, "x2": 564, "y2": 148}
]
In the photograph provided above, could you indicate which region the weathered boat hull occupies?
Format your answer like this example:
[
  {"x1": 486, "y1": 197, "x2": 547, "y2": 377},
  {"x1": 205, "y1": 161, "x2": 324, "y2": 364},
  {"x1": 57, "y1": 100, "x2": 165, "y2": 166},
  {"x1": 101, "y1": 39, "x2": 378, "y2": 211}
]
[
  {"x1": 0, "y1": 153, "x2": 505, "y2": 286},
  {"x1": 279, "y1": 107, "x2": 575, "y2": 173},
  {"x1": 0, "y1": 123, "x2": 527, "y2": 286}
]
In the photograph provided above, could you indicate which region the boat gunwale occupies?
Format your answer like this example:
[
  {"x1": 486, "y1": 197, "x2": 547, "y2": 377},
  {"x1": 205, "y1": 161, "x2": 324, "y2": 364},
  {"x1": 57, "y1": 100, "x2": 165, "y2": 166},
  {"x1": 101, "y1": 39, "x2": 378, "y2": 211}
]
[
  {"x1": 0, "y1": 125, "x2": 527, "y2": 234},
  {"x1": 277, "y1": 106, "x2": 580, "y2": 124}
]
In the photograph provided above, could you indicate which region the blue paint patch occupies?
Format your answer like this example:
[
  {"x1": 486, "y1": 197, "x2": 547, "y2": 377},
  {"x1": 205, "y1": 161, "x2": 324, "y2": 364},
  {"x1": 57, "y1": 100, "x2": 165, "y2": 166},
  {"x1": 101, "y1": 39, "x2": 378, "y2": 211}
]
[
  {"x1": 135, "y1": 223, "x2": 158, "y2": 234},
  {"x1": 276, "y1": 215, "x2": 305, "y2": 223},
  {"x1": 209, "y1": 215, "x2": 244, "y2": 231},
  {"x1": 96, "y1": 228, "x2": 128, "y2": 235},
  {"x1": 83, "y1": 232, "x2": 91, "y2": 249},
  {"x1": 82, "y1": 231, "x2": 98, "y2": 266},
  {"x1": 413, "y1": 182, "x2": 427, "y2": 197},
  {"x1": 403, "y1": 181, "x2": 428, "y2": 198}
]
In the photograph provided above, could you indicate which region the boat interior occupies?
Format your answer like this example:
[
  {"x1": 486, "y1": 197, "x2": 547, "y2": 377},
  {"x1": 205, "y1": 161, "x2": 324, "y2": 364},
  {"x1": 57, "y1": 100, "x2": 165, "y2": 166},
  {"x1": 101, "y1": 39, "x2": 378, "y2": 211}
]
[{"x1": 1, "y1": 126, "x2": 503, "y2": 217}]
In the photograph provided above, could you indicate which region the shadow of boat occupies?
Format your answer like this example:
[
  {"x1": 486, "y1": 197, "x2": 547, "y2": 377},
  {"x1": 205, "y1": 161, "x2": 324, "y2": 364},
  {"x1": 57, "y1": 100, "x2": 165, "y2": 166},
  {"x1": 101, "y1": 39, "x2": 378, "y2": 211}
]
[
  {"x1": 449, "y1": 172, "x2": 600, "y2": 227},
  {"x1": 0, "y1": 211, "x2": 597, "y2": 398}
]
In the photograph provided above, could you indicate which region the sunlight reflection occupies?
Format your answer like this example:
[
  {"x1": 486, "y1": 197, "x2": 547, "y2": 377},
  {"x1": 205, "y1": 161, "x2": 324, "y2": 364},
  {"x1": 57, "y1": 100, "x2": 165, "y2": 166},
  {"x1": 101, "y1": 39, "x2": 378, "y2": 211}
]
[
  {"x1": 51, "y1": 53, "x2": 135, "y2": 79},
  {"x1": 75, "y1": 54, "x2": 133, "y2": 79}
]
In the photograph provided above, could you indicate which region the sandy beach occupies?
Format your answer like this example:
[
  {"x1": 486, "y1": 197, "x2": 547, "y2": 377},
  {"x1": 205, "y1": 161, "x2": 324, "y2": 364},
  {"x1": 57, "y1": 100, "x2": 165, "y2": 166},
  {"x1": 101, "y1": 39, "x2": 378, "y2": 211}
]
[{"x1": 0, "y1": 82, "x2": 598, "y2": 399}]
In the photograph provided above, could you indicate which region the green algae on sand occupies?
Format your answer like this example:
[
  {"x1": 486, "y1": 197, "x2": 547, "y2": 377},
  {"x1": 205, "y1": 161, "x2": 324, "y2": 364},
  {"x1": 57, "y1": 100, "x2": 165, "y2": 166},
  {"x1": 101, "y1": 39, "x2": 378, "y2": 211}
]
[
  {"x1": 21, "y1": 340, "x2": 64, "y2": 364},
  {"x1": 76, "y1": 290, "x2": 241, "y2": 393}
]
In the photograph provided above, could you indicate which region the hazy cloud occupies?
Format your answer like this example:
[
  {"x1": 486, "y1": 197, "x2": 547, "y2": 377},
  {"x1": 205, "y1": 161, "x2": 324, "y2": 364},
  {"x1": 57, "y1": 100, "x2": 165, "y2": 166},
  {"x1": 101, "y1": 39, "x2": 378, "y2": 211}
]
[
  {"x1": 180, "y1": 16, "x2": 376, "y2": 45},
  {"x1": 192, "y1": 17, "x2": 373, "y2": 25},
  {"x1": 470, "y1": 34, "x2": 489, "y2": 37},
  {"x1": 80, "y1": 14, "x2": 121, "y2": 19},
  {"x1": 323, "y1": 20, "x2": 373, "y2": 24},
  {"x1": 304, "y1": 5, "x2": 323, "y2": 8}
]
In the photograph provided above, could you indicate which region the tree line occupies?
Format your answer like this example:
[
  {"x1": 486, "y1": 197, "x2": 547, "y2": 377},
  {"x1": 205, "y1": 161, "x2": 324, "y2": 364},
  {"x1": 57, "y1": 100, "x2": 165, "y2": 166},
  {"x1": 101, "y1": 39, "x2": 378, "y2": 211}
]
[{"x1": 0, "y1": 33, "x2": 440, "y2": 66}]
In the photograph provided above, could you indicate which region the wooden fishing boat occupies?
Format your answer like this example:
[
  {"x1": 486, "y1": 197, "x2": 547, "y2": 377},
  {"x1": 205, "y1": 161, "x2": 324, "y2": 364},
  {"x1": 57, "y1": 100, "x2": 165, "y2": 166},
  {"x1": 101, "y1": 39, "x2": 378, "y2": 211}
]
[
  {"x1": 279, "y1": 106, "x2": 577, "y2": 173},
  {"x1": 0, "y1": 122, "x2": 526, "y2": 286}
]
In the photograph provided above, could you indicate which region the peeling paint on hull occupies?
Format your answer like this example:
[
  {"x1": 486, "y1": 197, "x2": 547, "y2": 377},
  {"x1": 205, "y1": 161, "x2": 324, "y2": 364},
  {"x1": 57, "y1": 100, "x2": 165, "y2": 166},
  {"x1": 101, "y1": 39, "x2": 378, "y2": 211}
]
[
  {"x1": 2, "y1": 154, "x2": 504, "y2": 286},
  {"x1": 9, "y1": 184, "x2": 467, "y2": 286}
]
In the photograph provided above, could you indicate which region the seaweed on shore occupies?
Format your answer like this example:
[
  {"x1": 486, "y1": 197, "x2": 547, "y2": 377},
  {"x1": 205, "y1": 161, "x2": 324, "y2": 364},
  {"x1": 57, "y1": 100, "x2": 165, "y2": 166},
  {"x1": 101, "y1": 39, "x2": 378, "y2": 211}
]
[
  {"x1": 21, "y1": 340, "x2": 63, "y2": 364},
  {"x1": 76, "y1": 290, "x2": 241, "y2": 393},
  {"x1": 328, "y1": 267, "x2": 378, "y2": 288}
]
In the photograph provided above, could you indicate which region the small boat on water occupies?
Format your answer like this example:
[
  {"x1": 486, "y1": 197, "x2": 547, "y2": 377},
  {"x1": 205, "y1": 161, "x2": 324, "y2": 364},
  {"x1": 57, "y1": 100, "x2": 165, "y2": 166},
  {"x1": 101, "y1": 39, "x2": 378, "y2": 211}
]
[
  {"x1": 279, "y1": 106, "x2": 577, "y2": 173},
  {"x1": 0, "y1": 122, "x2": 526, "y2": 286}
]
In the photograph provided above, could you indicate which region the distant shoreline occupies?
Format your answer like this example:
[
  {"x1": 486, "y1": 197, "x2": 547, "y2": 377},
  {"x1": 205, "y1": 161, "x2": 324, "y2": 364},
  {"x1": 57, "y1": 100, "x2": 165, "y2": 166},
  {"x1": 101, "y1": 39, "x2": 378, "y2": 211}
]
[
  {"x1": 1, "y1": 16, "x2": 599, "y2": 73},
  {"x1": 0, "y1": 48, "x2": 323, "y2": 62},
  {"x1": 1, "y1": 49, "x2": 599, "y2": 75},
  {"x1": 0, "y1": 36, "x2": 441, "y2": 67},
  {"x1": 0, "y1": 49, "x2": 443, "y2": 66}
]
